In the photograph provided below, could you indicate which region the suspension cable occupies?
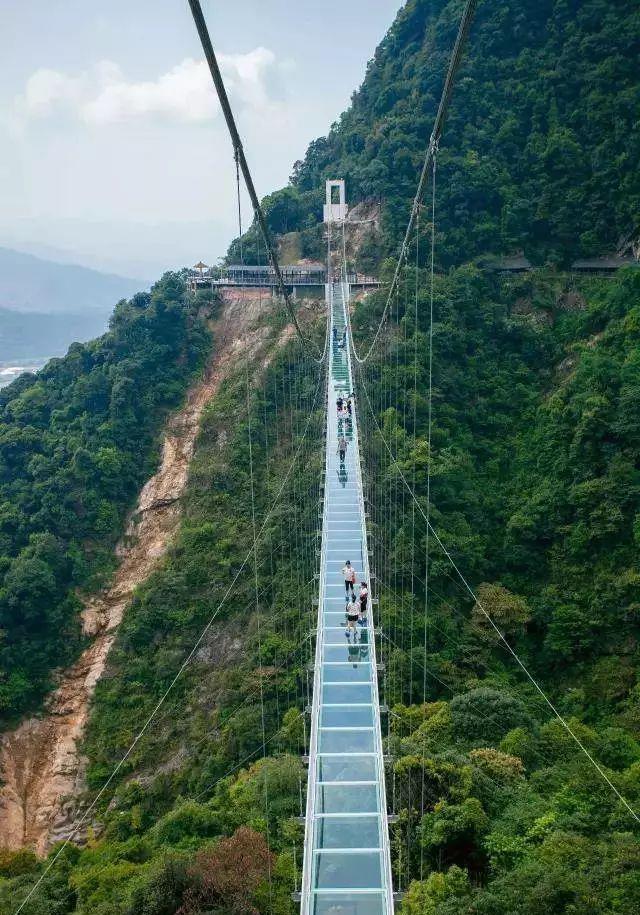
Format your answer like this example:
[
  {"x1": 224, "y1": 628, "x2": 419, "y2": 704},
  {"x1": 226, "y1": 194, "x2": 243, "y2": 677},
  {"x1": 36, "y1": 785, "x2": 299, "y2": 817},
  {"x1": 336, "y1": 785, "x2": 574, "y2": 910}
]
[
  {"x1": 420, "y1": 155, "x2": 437, "y2": 880},
  {"x1": 349, "y1": 0, "x2": 477, "y2": 364},
  {"x1": 186, "y1": 0, "x2": 324, "y2": 361},
  {"x1": 235, "y1": 148, "x2": 244, "y2": 266}
]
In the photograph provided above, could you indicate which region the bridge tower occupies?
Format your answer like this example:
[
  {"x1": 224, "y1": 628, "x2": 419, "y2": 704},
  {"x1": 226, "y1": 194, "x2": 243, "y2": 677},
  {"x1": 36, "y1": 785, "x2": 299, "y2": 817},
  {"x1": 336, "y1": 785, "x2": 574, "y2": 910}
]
[{"x1": 323, "y1": 180, "x2": 348, "y2": 223}]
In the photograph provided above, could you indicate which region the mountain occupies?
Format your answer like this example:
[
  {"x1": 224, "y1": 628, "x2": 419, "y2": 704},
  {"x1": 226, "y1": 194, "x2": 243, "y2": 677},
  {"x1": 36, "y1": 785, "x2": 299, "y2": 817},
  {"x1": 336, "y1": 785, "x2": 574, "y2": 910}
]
[
  {"x1": 231, "y1": 0, "x2": 640, "y2": 268},
  {"x1": 0, "y1": 246, "x2": 143, "y2": 314},
  {"x1": 0, "y1": 275, "x2": 211, "y2": 724},
  {"x1": 2, "y1": 3, "x2": 640, "y2": 914},
  {"x1": 0, "y1": 308, "x2": 111, "y2": 365}
]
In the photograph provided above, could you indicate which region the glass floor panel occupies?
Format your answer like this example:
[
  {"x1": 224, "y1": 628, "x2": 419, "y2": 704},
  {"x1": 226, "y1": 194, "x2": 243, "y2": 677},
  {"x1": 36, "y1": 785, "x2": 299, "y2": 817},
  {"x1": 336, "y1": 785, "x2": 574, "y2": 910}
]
[
  {"x1": 324, "y1": 644, "x2": 368, "y2": 662},
  {"x1": 312, "y1": 892, "x2": 385, "y2": 915},
  {"x1": 322, "y1": 663, "x2": 371, "y2": 683},
  {"x1": 322, "y1": 706, "x2": 374, "y2": 727},
  {"x1": 323, "y1": 614, "x2": 349, "y2": 626},
  {"x1": 314, "y1": 816, "x2": 381, "y2": 850},
  {"x1": 317, "y1": 755, "x2": 377, "y2": 782},
  {"x1": 320, "y1": 728, "x2": 375, "y2": 753},
  {"x1": 316, "y1": 783, "x2": 379, "y2": 814},
  {"x1": 325, "y1": 553, "x2": 363, "y2": 564},
  {"x1": 304, "y1": 293, "x2": 391, "y2": 915},
  {"x1": 322, "y1": 683, "x2": 373, "y2": 704},
  {"x1": 324, "y1": 630, "x2": 352, "y2": 642},
  {"x1": 324, "y1": 631, "x2": 366, "y2": 644},
  {"x1": 314, "y1": 852, "x2": 383, "y2": 889}
]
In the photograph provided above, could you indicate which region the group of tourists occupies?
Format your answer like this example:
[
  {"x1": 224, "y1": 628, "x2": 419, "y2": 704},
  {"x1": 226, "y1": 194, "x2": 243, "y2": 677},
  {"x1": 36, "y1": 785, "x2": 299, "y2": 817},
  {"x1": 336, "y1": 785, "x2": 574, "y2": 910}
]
[
  {"x1": 341, "y1": 560, "x2": 368, "y2": 641},
  {"x1": 336, "y1": 393, "x2": 354, "y2": 418},
  {"x1": 332, "y1": 326, "x2": 348, "y2": 349},
  {"x1": 336, "y1": 394, "x2": 354, "y2": 466}
]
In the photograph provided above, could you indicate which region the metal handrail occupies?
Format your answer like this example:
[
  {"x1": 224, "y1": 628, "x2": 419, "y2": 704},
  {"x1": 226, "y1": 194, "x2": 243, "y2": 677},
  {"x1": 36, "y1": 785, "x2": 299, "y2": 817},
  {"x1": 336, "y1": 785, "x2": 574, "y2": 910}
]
[
  {"x1": 300, "y1": 282, "x2": 333, "y2": 914},
  {"x1": 342, "y1": 282, "x2": 395, "y2": 914}
]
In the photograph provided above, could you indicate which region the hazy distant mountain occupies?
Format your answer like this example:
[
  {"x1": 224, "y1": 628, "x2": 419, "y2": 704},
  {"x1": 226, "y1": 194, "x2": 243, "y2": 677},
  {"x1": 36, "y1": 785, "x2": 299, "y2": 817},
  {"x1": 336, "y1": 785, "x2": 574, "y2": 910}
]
[
  {"x1": 0, "y1": 307, "x2": 111, "y2": 365},
  {"x1": 0, "y1": 246, "x2": 143, "y2": 314}
]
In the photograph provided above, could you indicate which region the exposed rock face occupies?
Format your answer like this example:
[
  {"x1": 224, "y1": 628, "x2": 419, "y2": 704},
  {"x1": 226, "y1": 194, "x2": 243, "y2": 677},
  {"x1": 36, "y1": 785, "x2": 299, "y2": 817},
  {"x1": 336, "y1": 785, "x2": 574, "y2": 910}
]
[{"x1": 0, "y1": 290, "x2": 280, "y2": 855}]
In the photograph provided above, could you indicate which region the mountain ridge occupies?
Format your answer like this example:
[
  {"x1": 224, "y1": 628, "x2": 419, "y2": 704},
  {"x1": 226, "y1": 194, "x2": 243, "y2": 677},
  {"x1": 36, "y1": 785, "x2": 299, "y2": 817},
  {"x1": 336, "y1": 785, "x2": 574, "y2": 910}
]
[{"x1": 0, "y1": 246, "x2": 144, "y2": 315}]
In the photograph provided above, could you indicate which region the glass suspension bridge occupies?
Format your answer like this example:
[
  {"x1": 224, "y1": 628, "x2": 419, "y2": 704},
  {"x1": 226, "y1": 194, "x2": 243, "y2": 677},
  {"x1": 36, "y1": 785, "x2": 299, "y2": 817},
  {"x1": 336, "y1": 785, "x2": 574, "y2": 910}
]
[{"x1": 300, "y1": 281, "x2": 394, "y2": 915}]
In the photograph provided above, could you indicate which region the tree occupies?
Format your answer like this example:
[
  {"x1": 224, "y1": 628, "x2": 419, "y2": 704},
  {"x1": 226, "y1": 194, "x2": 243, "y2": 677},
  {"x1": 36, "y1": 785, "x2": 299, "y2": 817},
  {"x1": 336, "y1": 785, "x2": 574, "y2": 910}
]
[
  {"x1": 450, "y1": 689, "x2": 531, "y2": 744},
  {"x1": 471, "y1": 583, "x2": 531, "y2": 640},
  {"x1": 178, "y1": 827, "x2": 274, "y2": 915},
  {"x1": 402, "y1": 866, "x2": 472, "y2": 915}
]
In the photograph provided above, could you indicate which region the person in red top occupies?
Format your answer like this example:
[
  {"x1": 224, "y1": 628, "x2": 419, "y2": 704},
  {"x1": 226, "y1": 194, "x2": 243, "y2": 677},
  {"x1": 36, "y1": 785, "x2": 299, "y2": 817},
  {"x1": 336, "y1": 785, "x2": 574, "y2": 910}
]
[{"x1": 359, "y1": 581, "x2": 368, "y2": 624}]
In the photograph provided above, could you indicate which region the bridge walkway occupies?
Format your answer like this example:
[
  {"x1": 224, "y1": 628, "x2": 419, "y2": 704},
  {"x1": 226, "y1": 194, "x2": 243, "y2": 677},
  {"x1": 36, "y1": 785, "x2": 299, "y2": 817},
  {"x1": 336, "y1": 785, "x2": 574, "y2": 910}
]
[{"x1": 300, "y1": 283, "x2": 394, "y2": 915}]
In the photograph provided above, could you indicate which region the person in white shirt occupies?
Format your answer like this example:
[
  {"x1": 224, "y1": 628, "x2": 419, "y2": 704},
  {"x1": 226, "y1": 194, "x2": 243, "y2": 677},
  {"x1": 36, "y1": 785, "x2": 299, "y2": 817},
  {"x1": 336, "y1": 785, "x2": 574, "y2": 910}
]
[
  {"x1": 345, "y1": 592, "x2": 360, "y2": 641},
  {"x1": 342, "y1": 560, "x2": 357, "y2": 595}
]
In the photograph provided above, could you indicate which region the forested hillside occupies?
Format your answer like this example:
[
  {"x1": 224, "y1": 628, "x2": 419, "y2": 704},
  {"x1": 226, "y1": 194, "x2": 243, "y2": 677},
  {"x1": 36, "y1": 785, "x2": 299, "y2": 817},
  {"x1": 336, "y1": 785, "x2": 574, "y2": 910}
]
[
  {"x1": 0, "y1": 275, "x2": 211, "y2": 721},
  {"x1": 353, "y1": 262, "x2": 640, "y2": 913},
  {"x1": 232, "y1": 0, "x2": 640, "y2": 268},
  {"x1": 3, "y1": 1, "x2": 640, "y2": 914}
]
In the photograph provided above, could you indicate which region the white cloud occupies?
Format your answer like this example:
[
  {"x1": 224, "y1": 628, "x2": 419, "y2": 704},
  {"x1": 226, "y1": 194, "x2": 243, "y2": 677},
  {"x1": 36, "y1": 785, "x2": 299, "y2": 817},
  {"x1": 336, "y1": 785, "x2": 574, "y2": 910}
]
[{"x1": 13, "y1": 48, "x2": 285, "y2": 127}]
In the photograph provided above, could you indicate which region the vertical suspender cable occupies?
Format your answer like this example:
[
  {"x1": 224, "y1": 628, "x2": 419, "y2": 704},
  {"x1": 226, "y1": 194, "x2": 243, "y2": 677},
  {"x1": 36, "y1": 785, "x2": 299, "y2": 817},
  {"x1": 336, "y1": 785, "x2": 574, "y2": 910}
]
[
  {"x1": 420, "y1": 152, "x2": 436, "y2": 882},
  {"x1": 235, "y1": 148, "x2": 244, "y2": 266},
  {"x1": 246, "y1": 365, "x2": 274, "y2": 910}
]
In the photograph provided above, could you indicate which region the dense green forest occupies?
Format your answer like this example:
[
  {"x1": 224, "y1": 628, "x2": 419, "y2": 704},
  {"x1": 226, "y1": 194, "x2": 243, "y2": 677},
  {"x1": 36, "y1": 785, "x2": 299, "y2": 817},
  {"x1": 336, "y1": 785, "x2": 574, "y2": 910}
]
[
  {"x1": 355, "y1": 263, "x2": 640, "y2": 913},
  {"x1": 3, "y1": 0, "x2": 640, "y2": 913},
  {"x1": 6, "y1": 266, "x2": 640, "y2": 915},
  {"x1": 230, "y1": 0, "x2": 640, "y2": 268},
  {"x1": 0, "y1": 275, "x2": 211, "y2": 721}
]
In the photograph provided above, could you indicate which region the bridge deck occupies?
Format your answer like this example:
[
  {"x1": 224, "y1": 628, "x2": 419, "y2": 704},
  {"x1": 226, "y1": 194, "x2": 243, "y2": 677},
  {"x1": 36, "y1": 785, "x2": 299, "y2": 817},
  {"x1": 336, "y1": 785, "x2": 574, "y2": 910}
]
[{"x1": 301, "y1": 284, "x2": 393, "y2": 915}]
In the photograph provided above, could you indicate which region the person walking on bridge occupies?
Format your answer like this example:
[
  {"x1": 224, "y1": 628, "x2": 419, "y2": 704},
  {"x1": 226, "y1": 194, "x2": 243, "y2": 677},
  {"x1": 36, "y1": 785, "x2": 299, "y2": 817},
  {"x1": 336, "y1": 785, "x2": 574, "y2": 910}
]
[
  {"x1": 345, "y1": 592, "x2": 360, "y2": 641},
  {"x1": 342, "y1": 560, "x2": 357, "y2": 596},
  {"x1": 359, "y1": 581, "x2": 369, "y2": 624},
  {"x1": 337, "y1": 435, "x2": 348, "y2": 466}
]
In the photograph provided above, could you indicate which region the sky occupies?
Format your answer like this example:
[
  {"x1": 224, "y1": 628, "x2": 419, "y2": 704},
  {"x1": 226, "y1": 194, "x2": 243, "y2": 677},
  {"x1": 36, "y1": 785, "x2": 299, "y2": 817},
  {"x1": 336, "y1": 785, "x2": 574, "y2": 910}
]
[{"x1": 0, "y1": 0, "x2": 401, "y2": 280}]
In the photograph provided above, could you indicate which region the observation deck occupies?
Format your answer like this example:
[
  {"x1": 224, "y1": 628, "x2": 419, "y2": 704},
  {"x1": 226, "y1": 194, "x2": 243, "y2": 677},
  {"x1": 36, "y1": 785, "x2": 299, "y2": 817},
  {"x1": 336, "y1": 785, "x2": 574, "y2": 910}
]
[{"x1": 188, "y1": 265, "x2": 379, "y2": 296}]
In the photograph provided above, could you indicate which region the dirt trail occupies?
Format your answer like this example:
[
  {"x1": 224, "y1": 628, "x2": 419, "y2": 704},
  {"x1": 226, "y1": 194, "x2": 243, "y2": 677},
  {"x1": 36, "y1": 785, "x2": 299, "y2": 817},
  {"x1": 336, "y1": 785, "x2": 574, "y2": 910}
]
[{"x1": 0, "y1": 290, "x2": 275, "y2": 855}]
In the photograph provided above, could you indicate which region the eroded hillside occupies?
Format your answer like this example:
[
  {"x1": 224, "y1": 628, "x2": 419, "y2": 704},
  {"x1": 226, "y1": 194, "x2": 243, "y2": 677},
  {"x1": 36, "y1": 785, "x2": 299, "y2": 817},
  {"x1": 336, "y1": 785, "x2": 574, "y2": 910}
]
[{"x1": 0, "y1": 287, "x2": 306, "y2": 855}]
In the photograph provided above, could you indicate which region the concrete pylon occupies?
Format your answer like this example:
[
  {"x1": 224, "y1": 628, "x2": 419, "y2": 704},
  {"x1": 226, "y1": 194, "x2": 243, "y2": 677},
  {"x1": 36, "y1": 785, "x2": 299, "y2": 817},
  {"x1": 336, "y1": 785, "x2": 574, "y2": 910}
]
[{"x1": 323, "y1": 179, "x2": 347, "y2": 223}]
